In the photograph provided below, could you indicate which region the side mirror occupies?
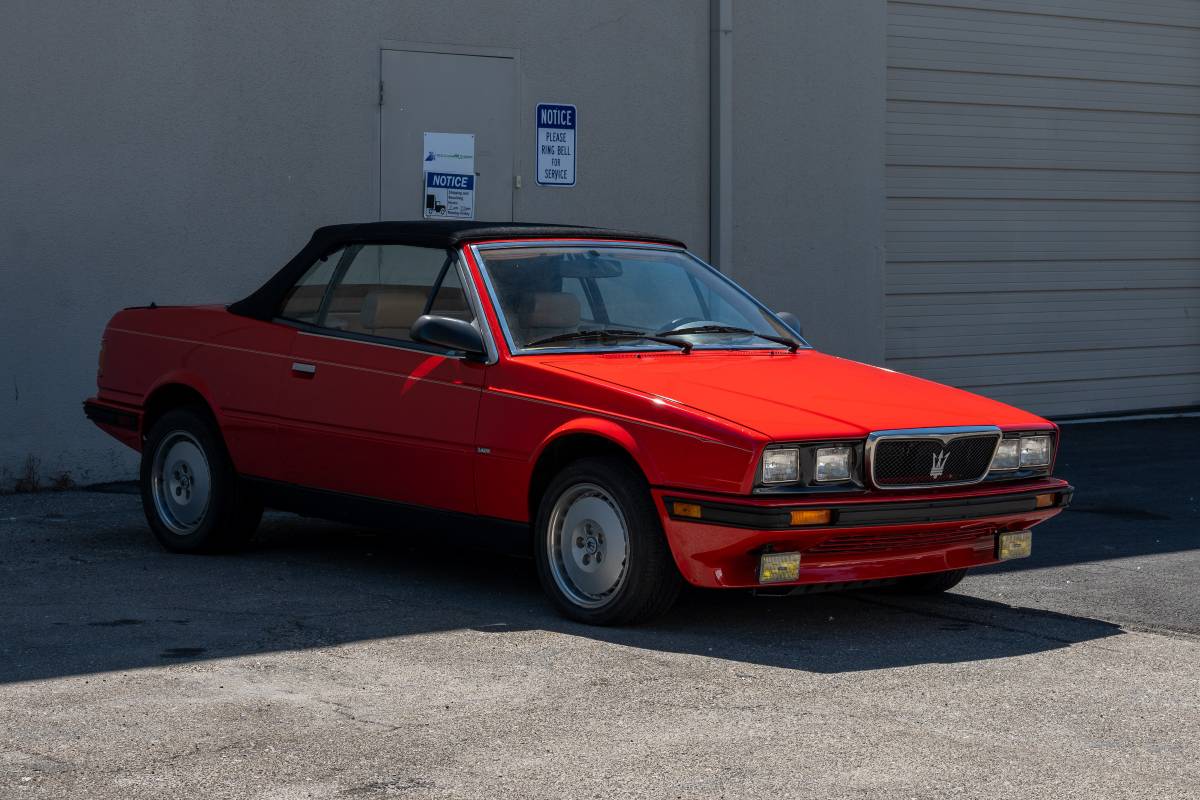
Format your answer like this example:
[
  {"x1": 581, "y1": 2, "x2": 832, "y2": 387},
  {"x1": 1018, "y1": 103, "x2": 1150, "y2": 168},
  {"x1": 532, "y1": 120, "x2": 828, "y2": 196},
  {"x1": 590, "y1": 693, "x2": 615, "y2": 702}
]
[
  {"x1": 775, "y1": 311, "x2": 803, "y2": 337},
  {"x1": 410, "y1": 315, "x2": 486, "y2": 359}
]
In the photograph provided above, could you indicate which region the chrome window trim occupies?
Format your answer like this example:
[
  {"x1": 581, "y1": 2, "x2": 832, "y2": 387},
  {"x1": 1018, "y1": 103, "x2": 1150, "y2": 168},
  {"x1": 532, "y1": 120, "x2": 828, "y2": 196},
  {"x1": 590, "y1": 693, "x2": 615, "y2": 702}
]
[
  {"x1": 865, "y1": 426, "x2": 1002, "y2": 491},
  {"x1": 468, "y1": 240, "x2": 810, "y2": 357},
  {"x1": 289, "y1": 325, "x2": 472, "y2": 360}
]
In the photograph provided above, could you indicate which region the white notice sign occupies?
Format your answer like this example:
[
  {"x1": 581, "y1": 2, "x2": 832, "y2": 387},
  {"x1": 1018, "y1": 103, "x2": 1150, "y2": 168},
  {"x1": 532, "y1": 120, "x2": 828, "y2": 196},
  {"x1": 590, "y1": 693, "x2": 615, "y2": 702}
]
[
  {"x1": 536, "y1": 103, "x2": 576, "y2": 186},
  {"x1": 423, "y1": 132, "x2": 475, "y2": 219}
]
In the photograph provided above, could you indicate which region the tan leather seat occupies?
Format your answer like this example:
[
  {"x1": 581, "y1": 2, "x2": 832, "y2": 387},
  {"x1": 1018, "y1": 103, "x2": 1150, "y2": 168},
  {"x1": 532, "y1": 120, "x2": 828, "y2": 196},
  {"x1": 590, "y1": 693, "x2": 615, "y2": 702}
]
[
  {"x1": 520, "y1": 291, "x2": 581, "y2": 344},
  {"x1": 360, "y1": 287, "x2": 429, "y2": 339}
]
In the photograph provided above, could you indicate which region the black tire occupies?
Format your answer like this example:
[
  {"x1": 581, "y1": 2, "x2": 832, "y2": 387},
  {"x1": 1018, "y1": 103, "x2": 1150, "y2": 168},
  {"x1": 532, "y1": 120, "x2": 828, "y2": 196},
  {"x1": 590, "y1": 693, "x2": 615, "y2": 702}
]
[
  {"x1": 533, "y1": 456, "x2": 682, "y2": 625},
  {"x1": 889, "y1": 568, "x2": 969, "y2": 595},
  {"x1": 140, "y1": 406, "x2": 263, "y2": 553}
]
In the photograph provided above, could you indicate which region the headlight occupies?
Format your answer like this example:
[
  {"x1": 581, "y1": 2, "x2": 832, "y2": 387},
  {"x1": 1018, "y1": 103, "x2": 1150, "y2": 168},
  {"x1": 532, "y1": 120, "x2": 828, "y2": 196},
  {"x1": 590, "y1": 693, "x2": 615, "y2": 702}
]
[
  {"x1": 761, "y1": 448, "x2": 800, "y2": 484},
  {"x1": 989, "y1": 434, "x2": 1053, "y2": 475},
  {"x1": 814, "y1": 446, "x2": 852, "y2": 482},
  {"x1": 1020, "y1": 435, "x2": 1052, "y2": 468},
  {"x1": 990, "y1": 439, "x2": 1019, "y2": 471}
]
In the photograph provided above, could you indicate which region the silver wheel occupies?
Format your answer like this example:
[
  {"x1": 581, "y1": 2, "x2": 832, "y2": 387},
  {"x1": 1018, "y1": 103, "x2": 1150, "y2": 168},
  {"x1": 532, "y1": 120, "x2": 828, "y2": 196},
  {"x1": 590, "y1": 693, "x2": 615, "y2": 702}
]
[
  {"x1": 546, "y1": 482, "x2": 631, "y2": 609},
  {"x1": 150, "y1": 431, "x2": 212, "y2": 535}
]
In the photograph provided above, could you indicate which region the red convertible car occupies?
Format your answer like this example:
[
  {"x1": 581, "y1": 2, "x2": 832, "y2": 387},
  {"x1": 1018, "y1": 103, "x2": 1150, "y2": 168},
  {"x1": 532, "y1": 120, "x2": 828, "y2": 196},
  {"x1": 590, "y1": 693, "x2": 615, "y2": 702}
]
[{"x1": 85, "y1": 222, "x2": 1071, "y2": 624}]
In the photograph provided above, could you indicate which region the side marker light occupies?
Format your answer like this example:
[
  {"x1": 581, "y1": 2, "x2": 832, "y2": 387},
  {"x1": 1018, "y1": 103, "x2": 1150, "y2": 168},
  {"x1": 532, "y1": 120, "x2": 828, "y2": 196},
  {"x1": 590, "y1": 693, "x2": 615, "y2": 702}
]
[{"x1": 672, "y1": 502, "x2": 702, "y2": 519}]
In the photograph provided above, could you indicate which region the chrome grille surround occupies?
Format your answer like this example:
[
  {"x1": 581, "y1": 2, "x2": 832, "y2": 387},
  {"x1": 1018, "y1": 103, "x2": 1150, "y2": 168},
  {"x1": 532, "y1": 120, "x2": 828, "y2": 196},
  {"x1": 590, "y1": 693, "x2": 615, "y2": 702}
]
[{"x1": 866, "y1": 426, "x2": 1002, "y2": 490}]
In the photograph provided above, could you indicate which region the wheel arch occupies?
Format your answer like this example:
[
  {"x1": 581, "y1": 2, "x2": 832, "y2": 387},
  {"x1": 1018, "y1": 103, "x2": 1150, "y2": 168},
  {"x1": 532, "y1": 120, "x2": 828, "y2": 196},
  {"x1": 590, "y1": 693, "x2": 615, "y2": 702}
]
[
  {"x1": 141, "y1": 375, "x2": 219, "y2": 440},
  {"x1": 527, "y1": 421, "x2": 659, "y2": 521}
]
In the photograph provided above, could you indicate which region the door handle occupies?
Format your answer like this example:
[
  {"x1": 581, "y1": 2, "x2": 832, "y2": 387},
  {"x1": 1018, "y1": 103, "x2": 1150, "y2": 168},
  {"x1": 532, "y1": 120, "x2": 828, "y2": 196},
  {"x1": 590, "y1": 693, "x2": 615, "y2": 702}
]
[{"x1": 291, "y1": 362, "x2": 317, "y2": 376}]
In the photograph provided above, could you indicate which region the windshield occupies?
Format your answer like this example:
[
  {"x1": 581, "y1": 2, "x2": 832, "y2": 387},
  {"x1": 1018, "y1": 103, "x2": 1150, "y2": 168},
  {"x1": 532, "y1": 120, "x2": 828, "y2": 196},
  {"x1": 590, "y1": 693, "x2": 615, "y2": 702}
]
[{"x1": 475, "y1": 244, "x2": 804, "y2": 353}]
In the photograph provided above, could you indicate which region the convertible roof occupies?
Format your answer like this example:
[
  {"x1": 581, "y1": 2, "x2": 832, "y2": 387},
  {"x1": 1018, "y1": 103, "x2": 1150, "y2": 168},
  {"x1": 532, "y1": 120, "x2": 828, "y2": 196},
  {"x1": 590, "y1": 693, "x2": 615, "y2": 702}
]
[{"x1": 228, "y1": 221, "x2": 686, "y2": 320}]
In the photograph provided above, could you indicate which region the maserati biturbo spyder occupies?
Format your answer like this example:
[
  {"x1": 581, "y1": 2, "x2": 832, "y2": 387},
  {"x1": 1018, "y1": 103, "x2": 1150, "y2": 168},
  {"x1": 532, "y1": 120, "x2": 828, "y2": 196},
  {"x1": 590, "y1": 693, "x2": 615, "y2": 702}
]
[{"x1": 85, "y1": 221, "x2": 1072, "y2": 624}]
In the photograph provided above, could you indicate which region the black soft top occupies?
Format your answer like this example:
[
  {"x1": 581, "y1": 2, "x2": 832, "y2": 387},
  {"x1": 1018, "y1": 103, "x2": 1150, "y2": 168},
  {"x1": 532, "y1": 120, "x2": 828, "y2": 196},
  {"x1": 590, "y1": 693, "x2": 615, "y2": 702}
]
[{"x1": 228, "y1": 220, "x2": 687, "y2": 320}]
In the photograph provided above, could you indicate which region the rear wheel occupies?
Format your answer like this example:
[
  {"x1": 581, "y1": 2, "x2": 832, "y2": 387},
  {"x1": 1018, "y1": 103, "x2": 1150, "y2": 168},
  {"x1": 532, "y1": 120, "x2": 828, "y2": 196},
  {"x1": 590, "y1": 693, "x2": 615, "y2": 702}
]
[
  {"x1": 534, "y1": 457, "x2": 681, "y2": 625},
  {"x1": 889, "y1": 568, "x2": 968, "y2": 595},
  {"x1": 140, "y1": 406, "x2": 262, "y2": 553}
]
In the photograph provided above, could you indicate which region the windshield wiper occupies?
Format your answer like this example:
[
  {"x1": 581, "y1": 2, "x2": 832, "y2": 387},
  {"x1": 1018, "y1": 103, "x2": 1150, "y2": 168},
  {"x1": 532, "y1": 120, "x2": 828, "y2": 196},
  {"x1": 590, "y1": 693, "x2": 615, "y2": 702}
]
[
  {"x1": 525, "y1": 328, "x2": 693, "y2": 353},
  {"x1": 655, "y1": 324, "x2": 800, "y2": 352}
]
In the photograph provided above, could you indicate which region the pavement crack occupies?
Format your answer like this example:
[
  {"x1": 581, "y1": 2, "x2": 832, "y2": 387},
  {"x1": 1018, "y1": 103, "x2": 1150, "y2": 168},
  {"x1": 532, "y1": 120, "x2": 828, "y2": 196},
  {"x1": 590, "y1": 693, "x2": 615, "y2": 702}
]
[{"x1": 318, "y1": 699, "x2": 405, "y2": 733}]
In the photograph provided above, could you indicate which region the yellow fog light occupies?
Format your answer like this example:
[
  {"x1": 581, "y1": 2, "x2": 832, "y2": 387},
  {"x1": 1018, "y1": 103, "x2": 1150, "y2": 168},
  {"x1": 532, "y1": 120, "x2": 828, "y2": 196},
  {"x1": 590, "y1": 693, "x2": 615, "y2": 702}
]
[
  {"x1": 1035, "y1": 493, "x2": 1056, "y2": 509},
  {"x1": 672, "y1": 502, "x2": 702, "y2": 519},
  {"x1": 758, "y1": 551, "x2": 801, "y2": 584},
  {"x1": 789, "y1": 509, "x2": 832, "y2": 526},
  {"x1": 998, "y1": 530, "x2": 1032, "y2": 560}
]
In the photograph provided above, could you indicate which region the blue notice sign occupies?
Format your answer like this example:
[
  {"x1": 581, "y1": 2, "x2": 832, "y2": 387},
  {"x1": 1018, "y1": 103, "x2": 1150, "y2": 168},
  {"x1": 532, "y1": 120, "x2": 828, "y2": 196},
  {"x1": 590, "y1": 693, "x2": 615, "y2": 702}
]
[
  {"x1": 424, "y1": 172, "x2": 475, "y2": 219},
  {"x1": 536, "y1": 103, "x2": 576, "y2": 186}
]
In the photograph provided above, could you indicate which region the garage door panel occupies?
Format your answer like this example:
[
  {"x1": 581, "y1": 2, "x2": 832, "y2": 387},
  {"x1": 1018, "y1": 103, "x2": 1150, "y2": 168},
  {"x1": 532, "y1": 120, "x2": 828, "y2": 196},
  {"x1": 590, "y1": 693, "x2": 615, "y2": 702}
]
[
  {"x1": 887, "y1": 289, "x2": 1200, "y2": 326},
  {"x1": 889, "y1": 123, "x2": 1200, "y2": 154},
  {"x1": 888, "y1": 69, "x2": 1200, "y2": 114},
  {"x1": 889, "y1": 38, "x2": 1200, "y2": 86},
  {"x1": 889, "y1": 259, "x2": 1200, "y2": 293},
  {"x1": 887, "y1": 143, "x2": 1197, "y2": 172},
  {"x1": 955, "y1": 373, "x2": 1200, "y2": 416},
  {"x1": 886, "y1": 234, "x2": 1200, "y2": 263},
  {"x1": 888, "y1": 326, "x2": 1200, "y2": 361},
  {"x1": 890, "y1": 347, "x2": 1200, "y2": 385},
  {"x1": 888, "y1": 117, "x2": 1200, "y2": 149},
  {"x1": 896, "y1": 0, "x2": 1200, "y2": 29},
  {"x1": 889, "y1": 199, "x2": 1200, "y2": 225},
  {"x1": 888, "y1": 166, "x2": 1200, "y2": 201},
  {"x1": 891, "y1": 3, "x2": 1200, "y2": 54}
]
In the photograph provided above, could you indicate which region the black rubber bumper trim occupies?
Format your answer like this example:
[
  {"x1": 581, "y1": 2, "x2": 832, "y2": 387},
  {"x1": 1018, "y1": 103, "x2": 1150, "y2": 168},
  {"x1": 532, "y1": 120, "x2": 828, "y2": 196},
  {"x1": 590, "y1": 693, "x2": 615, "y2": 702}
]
[
  {"x1": 83, "y1": 400, "x2": 139, "y2": 431},
  {"x1": 663, "y1": 486, "x2": 1074, "y2": 530}
]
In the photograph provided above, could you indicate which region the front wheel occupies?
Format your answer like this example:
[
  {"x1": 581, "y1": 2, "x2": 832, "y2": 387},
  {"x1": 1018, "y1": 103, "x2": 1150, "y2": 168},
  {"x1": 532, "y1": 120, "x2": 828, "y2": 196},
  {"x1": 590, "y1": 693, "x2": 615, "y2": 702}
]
[
  {"x1": 534, "y1": 457, "x2": 681, "y2": 625},
  {"x1": 140, "y1": 406, "x2": 262, "y2": 553}
]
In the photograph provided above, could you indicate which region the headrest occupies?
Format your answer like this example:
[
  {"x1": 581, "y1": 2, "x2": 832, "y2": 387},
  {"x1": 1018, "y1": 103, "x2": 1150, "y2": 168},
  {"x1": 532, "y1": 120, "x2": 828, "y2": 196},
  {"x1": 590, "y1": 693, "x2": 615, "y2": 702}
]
[
  {"x1": 525, "y1": 292, "x2": 580, "y2": 329},
  {"x1": 361, "y1": 288, "x2": 427, "y2": 330}
]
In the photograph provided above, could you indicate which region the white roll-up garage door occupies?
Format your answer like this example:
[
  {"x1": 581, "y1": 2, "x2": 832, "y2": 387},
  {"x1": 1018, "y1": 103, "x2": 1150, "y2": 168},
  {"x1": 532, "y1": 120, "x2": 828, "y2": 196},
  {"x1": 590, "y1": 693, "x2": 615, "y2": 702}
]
[{"x1": 885, "y1": 0, "x2": 1200, "y2": 416}]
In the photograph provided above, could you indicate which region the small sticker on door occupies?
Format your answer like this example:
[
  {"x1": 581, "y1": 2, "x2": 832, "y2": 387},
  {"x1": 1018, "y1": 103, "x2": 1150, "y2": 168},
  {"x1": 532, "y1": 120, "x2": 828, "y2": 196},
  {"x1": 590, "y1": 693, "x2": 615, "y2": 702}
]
[{"x1": 422, "y1": 132, "x2": 475, "y2": 219}]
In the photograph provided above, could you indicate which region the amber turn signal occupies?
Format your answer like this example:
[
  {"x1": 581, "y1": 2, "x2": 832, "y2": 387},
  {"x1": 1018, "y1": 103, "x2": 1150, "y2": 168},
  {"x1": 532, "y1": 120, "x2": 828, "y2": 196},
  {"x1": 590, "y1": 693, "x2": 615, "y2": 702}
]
[
  {"x1": 672, "y1": 502, "x2": 702, "y2": 519},
  {"x1": 789, "y1": 509, "x2": 832, "y2": 526},
  {"x1": 1035, "y1": 493, "x2": 1057, "y2": 509}
]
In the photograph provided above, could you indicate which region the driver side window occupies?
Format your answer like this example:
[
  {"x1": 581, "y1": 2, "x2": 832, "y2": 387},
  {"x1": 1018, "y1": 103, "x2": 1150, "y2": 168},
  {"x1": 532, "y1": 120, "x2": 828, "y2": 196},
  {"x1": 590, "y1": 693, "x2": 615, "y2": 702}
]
[{"x1": 278, "y1": 245, "x2": 473, "y2": 344}]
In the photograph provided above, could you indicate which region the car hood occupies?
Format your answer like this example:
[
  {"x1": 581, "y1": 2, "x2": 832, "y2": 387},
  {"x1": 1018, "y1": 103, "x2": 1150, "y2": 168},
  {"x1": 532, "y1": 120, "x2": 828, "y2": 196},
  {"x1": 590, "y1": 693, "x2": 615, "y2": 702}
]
[{"x1": 542, "y1": 350, "x2": 1049, "y2": 440}]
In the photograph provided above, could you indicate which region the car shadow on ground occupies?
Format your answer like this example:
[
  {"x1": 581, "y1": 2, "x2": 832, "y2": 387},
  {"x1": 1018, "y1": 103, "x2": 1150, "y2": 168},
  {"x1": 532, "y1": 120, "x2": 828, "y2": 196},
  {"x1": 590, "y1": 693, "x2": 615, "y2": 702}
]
[
  {"x1": 975, "y1": 417, "x2": 1200, "y2": 574},
  {"x1": 0, "y1": 511, "x2": 1125, "y2": 685}
]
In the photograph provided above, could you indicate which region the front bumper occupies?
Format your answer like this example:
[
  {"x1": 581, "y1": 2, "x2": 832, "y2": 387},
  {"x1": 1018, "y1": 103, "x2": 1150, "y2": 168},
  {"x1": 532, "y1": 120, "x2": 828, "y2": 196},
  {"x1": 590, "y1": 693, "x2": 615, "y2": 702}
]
[{"x1": 654, "y1": 479, "x2": 1072, "y2": 589}]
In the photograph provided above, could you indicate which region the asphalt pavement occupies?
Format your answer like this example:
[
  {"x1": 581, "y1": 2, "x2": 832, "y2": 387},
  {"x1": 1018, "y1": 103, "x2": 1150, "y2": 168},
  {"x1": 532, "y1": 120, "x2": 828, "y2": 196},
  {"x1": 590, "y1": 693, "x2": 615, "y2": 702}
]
[{"x1": 1, "y1": 418, "x2": 1197, "y2": 799}]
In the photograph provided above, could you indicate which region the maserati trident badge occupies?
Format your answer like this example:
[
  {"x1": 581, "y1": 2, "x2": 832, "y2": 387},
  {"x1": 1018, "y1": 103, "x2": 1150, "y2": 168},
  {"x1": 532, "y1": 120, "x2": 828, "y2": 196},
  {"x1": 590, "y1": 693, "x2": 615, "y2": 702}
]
[{"x1": 929, "y1": 449, "x2": 950, "y2": 479}]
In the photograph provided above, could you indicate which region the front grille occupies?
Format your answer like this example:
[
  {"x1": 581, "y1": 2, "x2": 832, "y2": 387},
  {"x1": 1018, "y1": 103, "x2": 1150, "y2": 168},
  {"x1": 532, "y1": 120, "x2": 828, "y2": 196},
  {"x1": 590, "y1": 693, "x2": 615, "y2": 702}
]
[
  {"x1": 806, "y1": 528, "x2": 992, "y2": 555},
  {"x1": 870, "y1": 432, "x2": 998, "y2": 489}
]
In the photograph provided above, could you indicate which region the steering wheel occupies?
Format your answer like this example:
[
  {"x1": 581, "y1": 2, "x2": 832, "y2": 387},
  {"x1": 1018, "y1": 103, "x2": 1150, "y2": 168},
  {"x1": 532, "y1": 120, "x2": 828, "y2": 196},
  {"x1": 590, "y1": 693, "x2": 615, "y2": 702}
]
[{"x1": 658, "y1": 316, "x2": 703, "y2": 334}]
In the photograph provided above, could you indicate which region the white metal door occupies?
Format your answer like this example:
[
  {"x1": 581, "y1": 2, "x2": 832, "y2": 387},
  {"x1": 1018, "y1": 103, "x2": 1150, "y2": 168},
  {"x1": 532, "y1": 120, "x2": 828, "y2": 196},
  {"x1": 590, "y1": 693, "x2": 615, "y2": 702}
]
[{"x1": 380, "y1": 49, "x2": 516, "y2": 222}]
